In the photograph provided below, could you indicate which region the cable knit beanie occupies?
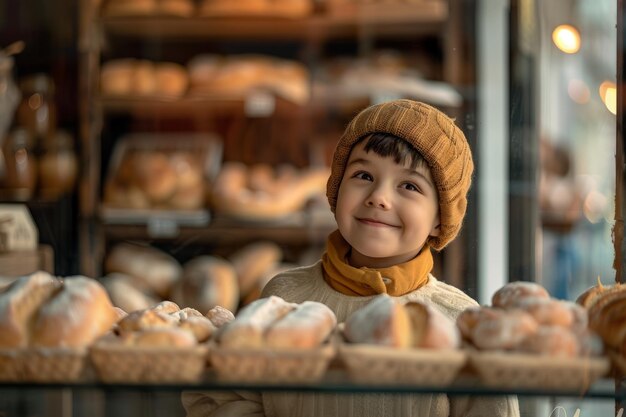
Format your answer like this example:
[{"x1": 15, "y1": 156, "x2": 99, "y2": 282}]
[{"x1": 326, "y1": 99, "x2": 474, "y2": 251}]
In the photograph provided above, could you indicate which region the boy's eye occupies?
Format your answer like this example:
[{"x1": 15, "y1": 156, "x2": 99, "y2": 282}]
[
  {"x1": 353, "y1": 171, "x2": 373, "y2": 181},
  {"x1": 401, "y1": 182, "x2": 421, "y2": 193}
]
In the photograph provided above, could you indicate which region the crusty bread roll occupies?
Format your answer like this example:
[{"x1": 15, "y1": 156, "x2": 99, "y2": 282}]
[
  {"x1": 219, "y1": 295, "x2": 296, "y2": 348},
  {"x1": 0, "y1": 271, "x2": 62, "y2": 348},
  {"x1": 31, "y1": 276, "x2": 119, "y2": 348},
  {"x1": 155, "y1": 62, "x2": 189, "y2": 97},
  {"x1": 171, "y1": 307, "x2": 204, "y2": 321},
  {"x1": 173, "y1": 256, "x2": 239, "y2": 314},
  {"x1": 118, "y1": 308, "x2": 179, "y2": 333},
  {"x1": 229, "y1": 241, "x2": 282, "y2": 298},
  {"x1": 152, "y1": 300, "x2": 180, "y2": 314},
  {"x1": 266, "y1": 301, "x2": 336, "y2": 349},
  {"x1": 456, "y1": 306, "x2": 503, "y2": 341},
  {"x1": 344, "y1": 294, "x2": 411, "y2": 348},
  {"x1": 491, "y1": 281, "x2": 550, "y2": 309},
  {"x1": 205, "y1": 305, "x2": 235, "y2": 328},
  {"x1": 105, "y1": 243, "x2": 182, "y2": 298},
  {"x1": 516, "y1": 326, "x2": 578, "y2": 357},
  {"x1": 100, "y1": 59, "x2": 136, "y2": 96},
  {"x1": 405, "y1": 301, "x2": 460, "y2": 349},
  {"x1": 122, "y1": 327, "x2": 197, "y2": 347},
  {"x1": 179, "y1": 316, "x2": 217, "y2": 343},
  {"x1": 515, "y1": 297, "x2": 574, "y2": 328},
  {"x1": 101, "y1": 273, "x2": 159, "y2": 313},
  {"x1": 471, "y1": 309, "x2": 538, "y2": 351}
]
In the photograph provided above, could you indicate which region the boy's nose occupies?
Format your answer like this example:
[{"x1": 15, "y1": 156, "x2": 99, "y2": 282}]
[{"x1": 365, "y1": 187, "x2": 390, "y2": 209}]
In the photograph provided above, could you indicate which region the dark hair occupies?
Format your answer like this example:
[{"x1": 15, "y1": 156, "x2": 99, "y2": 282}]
[{"x1": 358, "y1": 132, "x2": 427, "y2": 170}]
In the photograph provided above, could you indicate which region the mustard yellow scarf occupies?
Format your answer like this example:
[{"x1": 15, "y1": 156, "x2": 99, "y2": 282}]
[{"x1": 321, "y1": 230, "x2": 433, "y2": 296}]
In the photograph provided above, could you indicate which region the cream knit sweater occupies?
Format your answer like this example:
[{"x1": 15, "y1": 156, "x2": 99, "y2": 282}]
[{"x1": 182, "y1": 261, "x2": 520, "y2": 417}]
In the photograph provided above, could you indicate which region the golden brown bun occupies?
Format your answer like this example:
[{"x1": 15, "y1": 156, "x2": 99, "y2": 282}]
[
  {"x1": 105, "y1": 243, "x2": 182, "y2": 298},
  {"x1": 516, "y1": 326, "x2": 579, "y2": 357},
  {"x1": 456, "y1": 306, "x2": 503, "y2": 341},
  {"x1": 405, "y1": 302, "x2": 460, "y2": 349},
  {"x1": 152, "y1": 300, "x2": 181, "y2": 314},
  {"x1": 155, "y1": 62, "x2": 189, "y2": 96},
  {"x1": 205, "y1": 305, "x2": 235, "y2": 328},
  {"x1": 118, "y1": 308, "x2": 179, "y2": 333},
  {"x1": 133, "y1": 151, "x2": 178, "y2": 203},
  {"x1": 0, "y1": 272, "x2": 62, "y2": 348},
  {"x1": 100, "y1": 59, "x2": 136, "y2": 96},
  {"x1": 344, "y1": 294, "x2": 411, "y2": 348},
  {"x1": 101, "y1": 273, "x2": 159, "y2": 313},
  {"x1": 179, "y1": 316, "x2": 217, "y2": 343},
  {"x1": 229, "y1": 241, "x2": 282, "y2": 298},
  {"x1": 219, "y1": 295, "x2": 296, "y2": 348},
  {"x1": 123, "y1": 327, "x2": 197, "y2": 347},
  {"x1": 265, "y1": 301, "x2": 337, "y2": 349},
  {"x1": 173, "y1": 256, "x2": 239, "y2": 315},
  {"x1": 31, "y1": 276, "x2": 119, "y2": 348},
  {"x1": 491, "y1": 281, "x2": 550, "y2": 309},
  {"x1": 471, "y1": 309, "x2": 538, "y2": 350},
  {"x1": 515, "y1": 297, "x2": 574, "y2": 327}
]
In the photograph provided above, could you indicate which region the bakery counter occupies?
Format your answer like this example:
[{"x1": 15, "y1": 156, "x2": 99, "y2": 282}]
[{"x1": 0, "y1": 373, "x2": 619, "y2": 399}]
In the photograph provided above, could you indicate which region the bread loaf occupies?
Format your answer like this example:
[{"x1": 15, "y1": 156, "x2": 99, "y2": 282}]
[
  {"x1": 229, "y1": 241, "x2": 282, "y2": 298},
  {"x1": 219, "y1": 295, "x2": 296, "y2": 348},
  {"x1": 173, "y1": 256, "x2": 239, "y2": 314},
  {"x1": 31, "y1": 276, "x2": 119, "y2": 348},
  {"x1": 491, "y1": 282, "x2": 550, "y2": 309},
  {"x1": 343, "y1": 294, "x2": 411, "y2": 348},
  {"x1": 0, "y1": 271, "x2": 62, "y2": 348},
  {"x1": 101, "y1": 273, "x2": 159, "y2": 313},
  {"x1": 405, "y1": 301, "x2": 460, "y2": 349},
  {"x1": 265, "y1": 301, "x2": 336, "y2": 349}
]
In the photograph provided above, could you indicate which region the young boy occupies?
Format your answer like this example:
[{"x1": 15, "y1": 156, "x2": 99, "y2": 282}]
[{"x1": 183, "y1": 100, "x2": 520, "y2": 417}]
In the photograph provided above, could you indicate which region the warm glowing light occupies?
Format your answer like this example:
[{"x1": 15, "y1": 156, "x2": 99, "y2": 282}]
[
  {"x1": 552, "y1": 25, "x2": 581, "y2": 54},
  {"x1": 567, "y1": 79, "x2": 590, "y2": 104},
  {"x1": 599, "y1": 81, "x2": 617, "y2": 115}
]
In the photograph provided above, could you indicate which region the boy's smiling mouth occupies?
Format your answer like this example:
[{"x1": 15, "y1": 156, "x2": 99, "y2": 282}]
[{"x1": 356, "y1": 217, "x2": 399, "y2": 228}]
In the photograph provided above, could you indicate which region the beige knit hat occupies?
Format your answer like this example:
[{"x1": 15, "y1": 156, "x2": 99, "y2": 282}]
[{"x1": 326, "y1": 99, "x2": 474, "y2": 250}]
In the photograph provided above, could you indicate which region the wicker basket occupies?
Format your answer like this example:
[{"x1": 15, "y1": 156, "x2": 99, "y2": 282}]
[
  {"x1": 21, "y1": 348, "x2": 88, "y2": 382},
  {"x1": 0, "y1": 350, "x2": 24, "y2": 381},
  {"x1": 209, "y1": 342, "x2": 336, "y2": 383},
  {"x1": 469, "y1": 351, "x2": 609, "y2": 391},
  {"x1": 339, "y1": 343, "x2": 467, "y2": 386},
  {"x1": 90, "y1": 344, "x2": 209, "y2": 383}
]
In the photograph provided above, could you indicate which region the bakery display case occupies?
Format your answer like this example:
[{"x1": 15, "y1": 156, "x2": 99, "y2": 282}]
[{"x1": 0, "y1": 0, "x2": 623, "y2": 416}]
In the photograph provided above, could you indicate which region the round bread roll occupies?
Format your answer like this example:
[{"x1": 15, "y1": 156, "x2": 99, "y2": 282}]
[
  {"x1": 118, "y1": 308, "x2": 179, "y2": 333},
  {"x1": 101, "y1": 273, "x2": 159, "y2": 313},
  {"x1": 456, "y1": 306, "x2": 503, "y2": 341},
  {"x1": 0, "y1": 271, "x2": 62, "y2": 348},
  {"x1": 516, "y1": 326, "x2": 578, "y2": 357},
  {"x1": 105, "y1": 243, "x2": 182, "y2": 298},
  {"x1": 516, "y1": 297, "x2": 574, "y2": 327},
  {"x1": 133, "y1": 60, "x2": 157, "y2": 95},
  {"x1": 179, "y1": 316, "x2": 217, "y2": 342},
  {"x1": 205, "y1": 305, "x2": 235, "y2": 328},
  {"x1": 471, "y1": 309, "x2": 538, "y2": 351},
  {"x1": 100, "y1": 59, "x2": 136, "y2": 96},
  {"x1": 187, "y1": 54, "x2": 223, "y2": 92},
  {"x1": 155, "y1": 62, "x2": 189, "y2": 96},
  {"x1": 152, "y1": 300, "x2": 181, "y2": 314},
  {"x1": 169, "y1": 182, "x2": 205, "y2": 210},
  {"x1": 229, "y1": 241, "x2": 282, "y2": 298},
  {"x1": 173, "y1": 256, "x2": 239, "y2": 314},
  {"x1": 31, "y1": 276, "x2": 119, "y2": 348},
  {"x1": 405, "y1": 301, "x2": 460, "y2": 349},
  {"x1": 491, "y1": 281, "x2": 550, "y2": 309},
  {"x1": 133, "y1": 151, "x2": 179, "y2": 203}
]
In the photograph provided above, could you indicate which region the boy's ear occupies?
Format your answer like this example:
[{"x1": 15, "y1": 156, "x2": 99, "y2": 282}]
[{"x1": 429, "y1": 217, "x2": 441, "y2": 237}]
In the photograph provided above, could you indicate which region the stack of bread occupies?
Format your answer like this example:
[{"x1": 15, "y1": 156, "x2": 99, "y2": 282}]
[
  {"x1": 458, "y1": 281, "x2": 601, "y2": 357},
  {"x1": 0, "y1": 271, "x2": 119, "y2": 381},
  {"x1": 187, "y1": 54, "x2": 310, "y2": 104},
  {"x1": 100, "y1": 59, "x2": 189, "y2": 98},
  {"x1": 339, "y1": 294, "x2": 465, "y2": 385},
  {"x1": 209, "y1": 162, "x2": 330, "y2": 222},
  {"x1": 91, "y1": 301, "x2": 235, "y2": 382},
  {"x1": 211, "y1": 296, "x2": 337, "y2": 382},
  {"x1": 198, "y1": 0, "x2": 313, "y2": 19},
  {"x1": 577, "y1": 279, "x2": 626, "y2": 373},
  {"x1": 104, "y1": 146, "x2": 207, "y2": 211},
  {"x1": 103, "y1": 241, "x2": 288, "y2": 314}
]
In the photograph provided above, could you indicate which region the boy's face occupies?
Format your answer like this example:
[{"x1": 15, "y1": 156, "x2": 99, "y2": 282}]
[{"x1": 335, "y1": 141, "x2": 440, "y2": 268}]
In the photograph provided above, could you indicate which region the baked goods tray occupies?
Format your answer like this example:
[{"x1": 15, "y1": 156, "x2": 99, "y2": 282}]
[
  {"x1": 0, "y1": 348, "x2": 89, "y2": 382},
  {"x1": 469, "y1": 351, "x2": 610, "y2": 391},
  {"x1": 209, "y1": 341, "x2": 336, "y2": 383},
  {"x1": 338, "y1": 343, "x2": 467, "y2": 386},
  {"x1": 90, "y1": 344, "x2": 209, "y2": 383}
]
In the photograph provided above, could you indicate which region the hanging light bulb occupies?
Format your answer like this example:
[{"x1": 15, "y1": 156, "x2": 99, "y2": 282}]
[
  {"x1": 552, "y1": 24, "x2": 581, "y2": 54},
  {"x1": 599, "y1": 81, "x2": 617, "y2": 115}
]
